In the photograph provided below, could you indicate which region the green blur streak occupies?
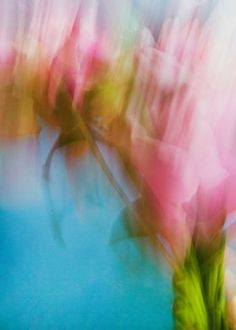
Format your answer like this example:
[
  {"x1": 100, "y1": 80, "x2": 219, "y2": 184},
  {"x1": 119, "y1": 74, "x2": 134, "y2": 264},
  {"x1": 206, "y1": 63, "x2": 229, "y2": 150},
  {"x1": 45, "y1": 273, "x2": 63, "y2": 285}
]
[{"x1": 173, "y1": 235, "x2": 229, "y2": 330}]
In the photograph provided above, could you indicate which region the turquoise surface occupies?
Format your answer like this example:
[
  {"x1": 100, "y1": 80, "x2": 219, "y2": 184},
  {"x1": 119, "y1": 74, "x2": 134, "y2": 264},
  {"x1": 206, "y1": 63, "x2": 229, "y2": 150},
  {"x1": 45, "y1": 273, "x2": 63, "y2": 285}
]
[{"x1": 0, "y1": 129, "x2": 173, "y2": 329}]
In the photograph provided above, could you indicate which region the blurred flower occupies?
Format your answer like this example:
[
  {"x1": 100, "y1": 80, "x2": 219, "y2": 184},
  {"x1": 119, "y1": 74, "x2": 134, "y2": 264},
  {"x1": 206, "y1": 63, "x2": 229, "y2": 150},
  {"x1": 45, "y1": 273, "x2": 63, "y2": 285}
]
[{"x1": 124, "y1": 17, "x2": 236, "y2": 260}]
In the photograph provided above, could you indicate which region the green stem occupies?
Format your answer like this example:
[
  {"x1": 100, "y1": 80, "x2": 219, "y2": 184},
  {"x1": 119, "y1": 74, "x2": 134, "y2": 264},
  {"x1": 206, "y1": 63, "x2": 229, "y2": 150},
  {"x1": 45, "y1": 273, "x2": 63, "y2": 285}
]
[{"x1": 173, "y1": 234, "x2": 229, "y2": 330}]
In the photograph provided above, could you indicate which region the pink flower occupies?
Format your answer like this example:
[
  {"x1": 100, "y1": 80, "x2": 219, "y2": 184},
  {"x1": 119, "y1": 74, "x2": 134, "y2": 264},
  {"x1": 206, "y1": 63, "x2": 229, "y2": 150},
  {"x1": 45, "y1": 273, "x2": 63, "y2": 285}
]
[
  {"x1": 130, "y1": 17, "x2": 236, "y2": 258},
  {"x1": 130, "y1": 134, "x2": 198, "y2": 260},
  {"x1": 47, "y1": 3, "x2": 111, "y2": 110}
]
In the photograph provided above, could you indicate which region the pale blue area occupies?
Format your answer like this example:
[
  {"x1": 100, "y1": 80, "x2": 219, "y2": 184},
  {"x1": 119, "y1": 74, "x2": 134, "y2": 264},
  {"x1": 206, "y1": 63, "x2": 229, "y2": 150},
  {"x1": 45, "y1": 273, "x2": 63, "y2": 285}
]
[{"x1": 0, "y1": 129, "x2": 173, "y2": 329}]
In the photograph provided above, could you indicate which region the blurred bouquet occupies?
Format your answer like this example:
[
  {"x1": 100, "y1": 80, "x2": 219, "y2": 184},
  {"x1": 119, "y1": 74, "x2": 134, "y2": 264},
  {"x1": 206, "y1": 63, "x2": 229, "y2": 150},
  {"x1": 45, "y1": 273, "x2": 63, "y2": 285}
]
[{"x1": 1, "y1": 0, "x2": 236, "y2": 329}]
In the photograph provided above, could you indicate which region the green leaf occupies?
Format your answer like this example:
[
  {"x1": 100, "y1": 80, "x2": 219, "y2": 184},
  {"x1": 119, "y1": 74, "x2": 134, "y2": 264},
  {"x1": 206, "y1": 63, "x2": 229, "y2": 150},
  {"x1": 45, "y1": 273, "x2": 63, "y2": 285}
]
[
  {"x1": 173, "y1": 235, "x2": 229, "y2": 330},
  {"x1": 109, "y1": 201, "x2": 147, "y2": 244}
]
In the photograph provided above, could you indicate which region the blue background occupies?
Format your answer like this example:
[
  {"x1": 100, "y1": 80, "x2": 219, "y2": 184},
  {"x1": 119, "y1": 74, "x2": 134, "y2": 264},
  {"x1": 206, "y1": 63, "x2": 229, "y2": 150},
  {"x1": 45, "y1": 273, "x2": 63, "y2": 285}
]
[{"x1": 0, "y1": 128, "x2": 173, "y2": 329}]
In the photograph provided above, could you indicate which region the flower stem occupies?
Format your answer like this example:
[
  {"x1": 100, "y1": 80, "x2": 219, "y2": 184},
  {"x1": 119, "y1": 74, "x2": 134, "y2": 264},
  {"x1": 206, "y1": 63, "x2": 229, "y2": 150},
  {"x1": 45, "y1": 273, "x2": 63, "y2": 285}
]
[{"x1": 173, "y1": 234, "x2": 229, "y2": 329}]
